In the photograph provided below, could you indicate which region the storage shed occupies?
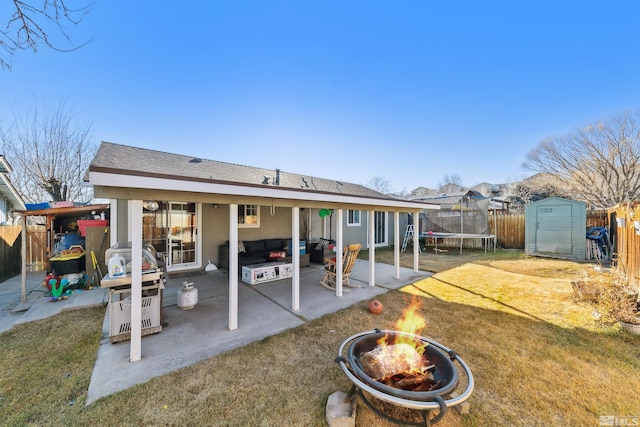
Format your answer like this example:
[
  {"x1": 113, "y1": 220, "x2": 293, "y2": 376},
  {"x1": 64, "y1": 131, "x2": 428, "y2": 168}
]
[{"x1": 525, "y1": 197, "x2": 586, "y2": 260}]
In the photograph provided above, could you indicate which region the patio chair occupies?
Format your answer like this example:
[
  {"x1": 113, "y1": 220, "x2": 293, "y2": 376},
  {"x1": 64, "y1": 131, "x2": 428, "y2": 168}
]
[{"x1": 320, "y1": 243, "x2": 362, "y2": 291}]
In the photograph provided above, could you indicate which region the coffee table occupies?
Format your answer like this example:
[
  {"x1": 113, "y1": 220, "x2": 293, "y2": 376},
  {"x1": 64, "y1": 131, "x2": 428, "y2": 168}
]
[{"x1": 241, "y1": 261, "x2": 293, "y2": 285}]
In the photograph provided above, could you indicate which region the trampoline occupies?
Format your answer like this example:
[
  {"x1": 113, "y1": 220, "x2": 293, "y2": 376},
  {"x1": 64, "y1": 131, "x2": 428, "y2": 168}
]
[{"x1": 420, "y1": 232, "x2": 496, "y2": 255}]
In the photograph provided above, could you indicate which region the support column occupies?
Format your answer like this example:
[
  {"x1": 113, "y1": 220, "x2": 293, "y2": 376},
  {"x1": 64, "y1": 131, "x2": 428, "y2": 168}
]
[
  {"x1": 130, "y1": 200, "x2": 143, "y2": 362},
  {"x1": 228, "y1": 204, "x2": 238, "y2": 331},
  {"x1": 335, "y1": 209, "x2": 344, "y2": 297},
  {"x1": 21, "y1": 213, "x2": 26, "y2": 302},
  {"x1": 292, "y1": 207, "x2": 300, "y2": 311},
  {"x1": 394, "y1": 211, "x2": 400, "y2": 279},
  {"x1": 413, "y1": 211, "x2": 420, "y2": 272},
  {"x1": 109, "y1": 199, "x2": 118, "y2": 247},
  {"x1": 127, "y1": 200, "x2": 134, "y2": 242},
  {"x1": 368, "y1": 210, "x2": 375, "y2": 287}
]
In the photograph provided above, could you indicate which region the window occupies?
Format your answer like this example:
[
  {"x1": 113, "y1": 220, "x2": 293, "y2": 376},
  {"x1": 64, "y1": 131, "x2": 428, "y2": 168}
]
[
  {"x1": 347, "y1": 210, "x2": 361, "y2": 226},
  {"x1": 238, "y1": 205, "x2": 260, "y2": 228}
]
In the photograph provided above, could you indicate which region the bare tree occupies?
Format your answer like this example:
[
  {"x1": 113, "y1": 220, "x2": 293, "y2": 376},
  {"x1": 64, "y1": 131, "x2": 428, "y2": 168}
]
[
  {"x1": 0, "y1": 101, "x2": 96, "y2": 203},
  {"x1": 1, "y1": 1, "x2": 93, "y2": 71},
  {"x1": 524, "y1": 110, "x2": 640, "y2": 209},
  {"x1": 437, "y1": 174, "x2": 464, "y2": 193},
  {"x1": 365, "y1": 175, "x2": 392, "y2": 194},
  {"x1": 507, "y1": 174, "x2": 563, "y2": 212}
]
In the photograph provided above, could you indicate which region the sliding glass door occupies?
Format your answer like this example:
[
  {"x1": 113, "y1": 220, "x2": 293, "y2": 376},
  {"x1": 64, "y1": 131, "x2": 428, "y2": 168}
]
[
  {"x1": 373, "y1": 211, "x2": 388, "y2": 247},
  {"x1": 142, "y1": 201, "x2": 200, "y2": 270}
]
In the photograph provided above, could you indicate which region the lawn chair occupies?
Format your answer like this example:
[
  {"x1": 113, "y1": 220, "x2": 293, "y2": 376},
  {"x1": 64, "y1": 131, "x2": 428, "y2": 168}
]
[{"x1": 320, "y1": 243, "x2": 362, "y2": 291}]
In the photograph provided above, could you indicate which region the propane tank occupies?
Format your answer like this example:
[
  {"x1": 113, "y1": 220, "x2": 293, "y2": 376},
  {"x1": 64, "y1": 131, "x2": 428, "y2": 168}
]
[{"x1": 177, "y1": 281, "x2": 198, "y2": 310}]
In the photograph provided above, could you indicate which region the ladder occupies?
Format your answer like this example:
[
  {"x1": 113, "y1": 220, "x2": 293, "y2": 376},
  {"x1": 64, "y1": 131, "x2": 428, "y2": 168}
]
[{"x1": 401, "y1": 224, "x2": 420, "y2": 253}]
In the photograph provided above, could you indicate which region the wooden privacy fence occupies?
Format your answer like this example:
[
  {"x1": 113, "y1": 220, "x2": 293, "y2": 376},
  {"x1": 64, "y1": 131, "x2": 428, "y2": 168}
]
[
  {"x1": 0, "y1": 226, "x2": 22, "y2": 283},
  {"x1": 25, "y1": 225, "x2": 48, "y2": 271},
  {"x1": 488, "y1": 213, "x2": 525, "y2": 249},
  {"x1": 608, "y1": 202, "x2": 640, "y2": 287},
  {"x1": 0, "y1": 225, "x2": 47, "y2": 283}
]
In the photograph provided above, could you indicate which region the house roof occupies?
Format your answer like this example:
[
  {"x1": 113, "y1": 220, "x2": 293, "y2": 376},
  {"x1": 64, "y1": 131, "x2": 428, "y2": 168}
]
[
  {"x1": 0, "y1": 155, "x2": 26, "y2": 211},
  {"x1": 88, "y1": 142, "x2": 437, "y2": 211}
]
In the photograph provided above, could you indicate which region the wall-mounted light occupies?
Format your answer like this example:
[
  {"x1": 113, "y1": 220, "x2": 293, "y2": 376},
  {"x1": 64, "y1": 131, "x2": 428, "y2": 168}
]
[{"x1": 143, "y1": 201, "x2": 159, "y2": 211}]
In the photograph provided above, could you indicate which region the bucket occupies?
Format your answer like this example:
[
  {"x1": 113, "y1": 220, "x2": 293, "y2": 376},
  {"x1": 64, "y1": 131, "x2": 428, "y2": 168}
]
[
  {"x1": 108, "y1": 255, "x2": 126, "y2": 277},
  {"x1": 178, "y1": 281, "x2": 198, "y2": 310}
]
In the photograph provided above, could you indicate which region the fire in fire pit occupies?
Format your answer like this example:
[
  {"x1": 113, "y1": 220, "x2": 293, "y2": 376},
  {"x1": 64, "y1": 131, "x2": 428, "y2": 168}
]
[
  {"x1": 335, "y1": 298, "x2": 473, "y2": 426},
  {"x1": 349, "y1": 330, "x2": 459, "y2": 401}
]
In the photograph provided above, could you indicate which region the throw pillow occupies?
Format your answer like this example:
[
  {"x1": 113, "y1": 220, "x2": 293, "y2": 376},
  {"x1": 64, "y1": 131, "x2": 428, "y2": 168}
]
[
  {"x1": 269, "y1": 250, "x2": 286, "y2": 258},
  {"x1": 238, "y1": 241, "x2": 246, "y2": 253}
]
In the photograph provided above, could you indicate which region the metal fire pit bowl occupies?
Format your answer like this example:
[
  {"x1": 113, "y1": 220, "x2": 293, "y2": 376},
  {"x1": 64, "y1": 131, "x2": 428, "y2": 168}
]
[
  {"x1": 336, "y1": 329, "x2": 474, "y2": 425},
  {"x1": 347, "y1": 330, "x2": 459, "y2": 401}
]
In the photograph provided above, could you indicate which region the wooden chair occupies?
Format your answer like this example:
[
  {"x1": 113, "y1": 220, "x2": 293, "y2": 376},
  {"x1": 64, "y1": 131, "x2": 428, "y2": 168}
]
[{"x1": 320, "y1": 243, "x2": 362, "y2": 291}]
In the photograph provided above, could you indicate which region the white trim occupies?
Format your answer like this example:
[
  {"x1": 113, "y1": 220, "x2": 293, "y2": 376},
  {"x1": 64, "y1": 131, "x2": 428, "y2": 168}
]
[{"x1": 89, "y1": 171, "x2": 439, "y2": 211}]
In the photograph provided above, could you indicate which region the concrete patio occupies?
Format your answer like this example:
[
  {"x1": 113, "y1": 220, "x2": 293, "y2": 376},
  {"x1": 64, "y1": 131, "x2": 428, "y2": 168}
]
[{"x1": 0, "y1": 260, "x2": 431, "y2": 405}]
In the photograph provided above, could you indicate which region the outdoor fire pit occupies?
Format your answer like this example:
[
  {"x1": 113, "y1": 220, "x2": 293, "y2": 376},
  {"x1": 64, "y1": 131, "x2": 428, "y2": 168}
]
[{"x1": 336, "y1": 329, "x2": 474, "y2": 426}]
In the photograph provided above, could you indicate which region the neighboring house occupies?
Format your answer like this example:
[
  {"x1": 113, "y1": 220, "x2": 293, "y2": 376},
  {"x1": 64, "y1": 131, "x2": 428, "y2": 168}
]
[
  {"x1": 470, "y1": 181, "x2": 507, "y2": 198},
  {"x1": 87, "y1": 142, "x2": 438, "y2": 362},
  {"x1": 0, "y1": 155, "x2": 26, "y2": 224},
  {"x1": 406, "y1": 186, "x2": 436, "y2": 200}
]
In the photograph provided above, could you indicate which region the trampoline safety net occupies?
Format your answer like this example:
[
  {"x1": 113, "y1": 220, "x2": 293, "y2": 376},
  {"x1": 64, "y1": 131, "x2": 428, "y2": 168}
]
[{"x1": 418, "y1": 196, "x2": 490, "y2": 236}]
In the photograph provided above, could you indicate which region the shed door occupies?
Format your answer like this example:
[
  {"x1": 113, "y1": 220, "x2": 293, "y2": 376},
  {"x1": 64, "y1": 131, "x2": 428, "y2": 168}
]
[{"x1": 535, "y1": 205, "x2": 572, "y2": 254}]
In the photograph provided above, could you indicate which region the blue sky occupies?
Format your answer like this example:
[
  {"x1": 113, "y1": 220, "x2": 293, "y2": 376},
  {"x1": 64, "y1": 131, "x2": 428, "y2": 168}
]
[{"x1": 2, "y1": 1, "x2": 639, "y2": 194}]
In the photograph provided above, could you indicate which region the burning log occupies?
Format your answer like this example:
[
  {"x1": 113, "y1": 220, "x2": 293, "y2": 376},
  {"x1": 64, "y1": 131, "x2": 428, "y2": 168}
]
[
  {"x1": 395, "y1": 371, "x2": 435, "y2": 387},
  {"x1": 359, "y1": 343, "x2": 429, "y2": 380}
]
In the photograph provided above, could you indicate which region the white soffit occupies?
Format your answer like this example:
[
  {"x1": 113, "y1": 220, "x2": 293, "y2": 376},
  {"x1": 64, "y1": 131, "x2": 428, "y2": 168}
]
[{"x1": 89, "y1": 171, "x2": 439, "y2": 211}]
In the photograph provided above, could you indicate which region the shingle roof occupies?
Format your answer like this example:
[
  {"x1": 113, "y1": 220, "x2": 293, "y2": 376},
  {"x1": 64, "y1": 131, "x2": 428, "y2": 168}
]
[{"x1": 90, "y1": 142, "x2": 397, "y2": 200}]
